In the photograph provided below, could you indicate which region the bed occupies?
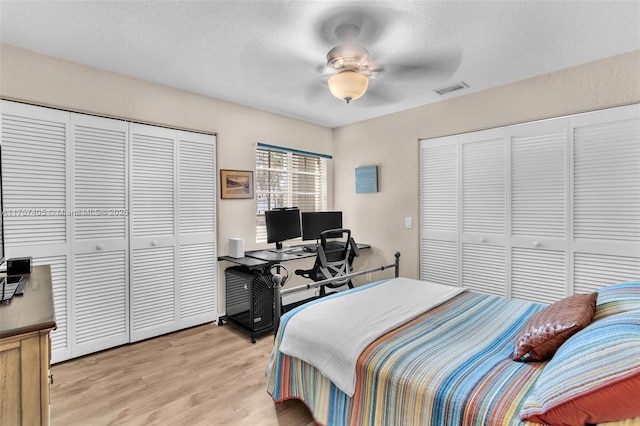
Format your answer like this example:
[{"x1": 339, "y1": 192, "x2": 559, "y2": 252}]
[{"x1": 266, "y1": 278, "x2": 640, "y2": 426}]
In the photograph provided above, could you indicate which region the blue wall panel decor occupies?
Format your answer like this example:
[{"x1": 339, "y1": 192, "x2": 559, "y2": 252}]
[{"x1": 355, "y1": 165, "x2": 378, "y2": 193}]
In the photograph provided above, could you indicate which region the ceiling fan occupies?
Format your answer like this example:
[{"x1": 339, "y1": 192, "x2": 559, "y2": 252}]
[
  {"x1": 314, "y1": 7, "x2": 462, "y2": 106},
  {"x1": 240, "y1": 5, "x2": 463, "y2": 107},
  {"x1": 324, "y1": 23, "x2": 378, "y2": 103}
]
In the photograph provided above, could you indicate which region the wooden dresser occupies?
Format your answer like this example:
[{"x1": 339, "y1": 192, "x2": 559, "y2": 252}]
[{"x1": 0, "y1": 265, "x2": 55, "y2": 426}]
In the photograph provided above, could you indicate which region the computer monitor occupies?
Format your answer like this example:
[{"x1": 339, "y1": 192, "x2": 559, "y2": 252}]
[
  {"x1": 301, "y1": 211, "x2": 343, "y2": 241},
  {"x1": 265, "y1": 208, "x2": 301, "y2": 250}
]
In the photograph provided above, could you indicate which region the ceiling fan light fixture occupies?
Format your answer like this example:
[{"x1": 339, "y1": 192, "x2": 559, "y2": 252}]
[{"x1": 328, "y1": 70, "x2": 369, "y2": 103}]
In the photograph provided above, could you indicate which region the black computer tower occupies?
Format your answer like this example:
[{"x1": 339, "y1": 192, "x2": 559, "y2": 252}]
[{"x1": 224, "y1": 266, "x2": 273, "y2": 340}]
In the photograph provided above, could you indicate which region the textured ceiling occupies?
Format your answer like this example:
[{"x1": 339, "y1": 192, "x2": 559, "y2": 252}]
[{"x1": 1, "y1": 1, "x2": 639, "y2": 128}]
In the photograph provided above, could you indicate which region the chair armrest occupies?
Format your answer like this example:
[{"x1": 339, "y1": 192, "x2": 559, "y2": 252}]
[{"x1": 349, "y1": 237, "x2": 360, "y2": 257}]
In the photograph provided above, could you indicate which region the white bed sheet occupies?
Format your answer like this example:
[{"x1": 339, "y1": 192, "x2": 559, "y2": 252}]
[{"x1": 278, "y1": 277, "x2": 464, "y2": 396}]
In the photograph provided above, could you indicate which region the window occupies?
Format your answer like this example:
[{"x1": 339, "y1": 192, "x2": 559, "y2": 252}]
[{"x1": 255, "y1": 144, "x2": 329, "y2": 243}]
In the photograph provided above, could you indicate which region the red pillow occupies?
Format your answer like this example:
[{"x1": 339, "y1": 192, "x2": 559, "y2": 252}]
[
  {"x1": 512, "y1": 292, "x2": 597, "y2": 361},
  {"x1": 520, "y1": 310, "x2": 640, "y2": 425},
  {"x1": 524, "y1": 372, "x2": 640, "y2": 425}
]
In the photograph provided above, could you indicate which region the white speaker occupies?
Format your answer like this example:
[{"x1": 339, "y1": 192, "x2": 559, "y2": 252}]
[{"x1": 229, "y1": 238, "x2": 244, "y2": 258}]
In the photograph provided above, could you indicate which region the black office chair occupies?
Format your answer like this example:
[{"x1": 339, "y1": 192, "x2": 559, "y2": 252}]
[{"x1": 295, "y1": 228, "x2": 360, "y2": 297}]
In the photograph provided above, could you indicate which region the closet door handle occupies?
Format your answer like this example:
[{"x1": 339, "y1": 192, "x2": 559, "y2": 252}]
[
  {"x1": 480, "y1": 238, "x2": 487, "y2": 244},
  {"x1": 151, "y1": 240, "x2": 158, "y2": 247},
  {"x1": 533, "y1": 241, "x2": 542, "y2": 247},
  {"x1": 96, "y1": 244, "x2": 104, "y2": 251}
]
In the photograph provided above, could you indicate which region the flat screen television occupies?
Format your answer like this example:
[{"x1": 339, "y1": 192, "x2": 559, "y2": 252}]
[
  {"x1": 265, "y1": 208, "x2": 301, "y2": 250},
  {"x1": 301, "y1": 211, "x2": 343, "y2": 241}
]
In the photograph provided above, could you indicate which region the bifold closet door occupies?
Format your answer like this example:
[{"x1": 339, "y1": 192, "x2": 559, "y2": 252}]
[
  {"x1": 1, "y1": 101, "x2": 72, "y2": 363},
  {"x1": 419, "y1": 136, "x2": 459, "y2": 286},
  {"x1": 459, "y1": 128, "x2": 507, "y2": 296},
  {"x1": 177, "y1": 131, "x2": 217, "y2": 329},
  {"x1": 129, "y1": 125, "x2": 218, "y2": 340},
  {"x1": 129, "y1": 123, "x2": 178, "y2": 342},
  {"x1": 70, "y1": 113, "x2": 129, "y2": 357},
  {"x1": 571, "y1": 105, "x2": 640, "y2": 292},
  {"x1": 508, "y1": 118, "x2": 568, "y2": 303}
]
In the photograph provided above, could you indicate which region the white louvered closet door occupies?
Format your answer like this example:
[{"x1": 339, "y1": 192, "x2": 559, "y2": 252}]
[
  {"x1": 419, "y1": 136, "x2": 459, "y2": 286},
  {"x1": 71, "y1": 113, "x2": 129, "y2": 357},
  {"x1": 129, "y1": 123, "x2": 178, "y2": 342},
  {"x1": 177, "y1": 131, "x2": 217, "y2": 328},
  {"x1": 460, "y1": 128, "x2": 507, "y2": 296},
  {"x1": 509, "y1": 118, "x2": 568, "y2": 303},
  {"x1": 1, "y1": 101, "x2": 72, "y2": 362},
  {"x1": 571, "y1": 104, "x2": 640, "y2": 293}
]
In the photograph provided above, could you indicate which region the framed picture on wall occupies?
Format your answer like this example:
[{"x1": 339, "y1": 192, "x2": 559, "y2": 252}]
[{"x1": 220, "y1": 169, "x2": 254, "y2": 199}]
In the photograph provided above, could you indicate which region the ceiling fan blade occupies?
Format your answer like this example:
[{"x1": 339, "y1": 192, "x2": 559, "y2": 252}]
[
  {"x1": 261, "y1": 76, "x2": 331, "y2": 105},
  {"x1": 303, "y1": 81, "x2": 332, "y2": 103},
  {"x1": 381, "y1": 47, "x2": 463, "y2": 82},
  {"x1": 314, "y1": 7, "x2": 381, "y2": 45},
  {"x1": 241, "y1": 40, "x2": 325, "y2": 84},
  {"x1": 313, "y1": 4, "x2": 412, "y2": 47}
]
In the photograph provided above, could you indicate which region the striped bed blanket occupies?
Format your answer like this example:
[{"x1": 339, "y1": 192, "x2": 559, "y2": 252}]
[{"x1": 266, "y1": 285, "x2": 549, "y2": 426}]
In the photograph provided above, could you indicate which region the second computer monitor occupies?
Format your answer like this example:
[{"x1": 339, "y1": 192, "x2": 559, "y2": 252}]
[{"x1": 301, "y1": 211, "x2": 343, "y2": 241}]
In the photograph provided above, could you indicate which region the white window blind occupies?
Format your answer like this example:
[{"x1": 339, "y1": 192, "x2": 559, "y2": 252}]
[{"x1": 255, "y1": 144, "x2": 329, "y2": 243}]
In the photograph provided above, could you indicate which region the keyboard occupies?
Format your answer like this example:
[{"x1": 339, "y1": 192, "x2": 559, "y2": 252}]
[
  {"x1": 1, "y1": 276, "x2": 29, "y2": 301},
  {"x1": 15, "y1": 279, "x2": 28, "y2": 296},
  {"x1": 1, "y1": 278, "x2": 20, "y2": 302}
]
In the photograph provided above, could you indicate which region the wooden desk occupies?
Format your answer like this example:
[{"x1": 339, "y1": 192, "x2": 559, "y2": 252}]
[{"x1": 0, "y1": 265, "x2": 55, "y2": 426}]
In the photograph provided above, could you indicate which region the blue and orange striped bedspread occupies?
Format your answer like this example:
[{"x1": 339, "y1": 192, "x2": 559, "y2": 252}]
[{"x1": 267, "y1": 289, "x2": 550, "y2": 426}]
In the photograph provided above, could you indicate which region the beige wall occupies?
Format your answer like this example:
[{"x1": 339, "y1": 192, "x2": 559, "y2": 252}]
[
  {"x1": 333, "y1": 50, "x2": 640, "y2": 281},
  {"x1": 2, "y1": 43, "x2": 639, "y2": 304}
]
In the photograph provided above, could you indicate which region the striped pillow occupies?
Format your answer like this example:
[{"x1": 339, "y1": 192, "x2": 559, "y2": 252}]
[
  {"x1": 594, "y1": 281, "x2": 640, "y2": 321},
  {"x1": 520, "y1": 310, "x2": 640, "y2": 425}
]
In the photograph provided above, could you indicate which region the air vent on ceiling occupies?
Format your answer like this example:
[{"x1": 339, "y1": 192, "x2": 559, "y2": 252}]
[{"x1": 433, "y1": 81, "x2": 469, "y2": 95}]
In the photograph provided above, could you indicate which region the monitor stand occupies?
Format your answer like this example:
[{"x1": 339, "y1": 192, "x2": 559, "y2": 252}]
[{"x1": 270, "y1": 242, "x2": 288, "y2": 253}]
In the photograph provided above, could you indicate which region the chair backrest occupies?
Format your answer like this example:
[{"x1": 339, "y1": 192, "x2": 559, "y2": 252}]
[{"x1": 315, "y1": 228, "x2": 359, "y2": 288}]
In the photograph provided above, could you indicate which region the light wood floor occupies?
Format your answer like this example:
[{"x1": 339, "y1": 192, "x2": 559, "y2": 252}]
[{"x1": 51, "y1": 323, "x2": 316, "y2": 426}]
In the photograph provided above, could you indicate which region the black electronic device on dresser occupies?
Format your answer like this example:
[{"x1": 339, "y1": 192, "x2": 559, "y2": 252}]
[
  {"x1": 1, "y1": 257, "x2": 32, "y2": 302},
  {"x1": 223, "y1": 266, "x2": 274, "y2": 343}
]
